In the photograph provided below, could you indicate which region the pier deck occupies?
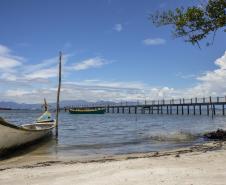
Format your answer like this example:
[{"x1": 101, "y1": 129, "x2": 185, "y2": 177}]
[{"x1": 65, "y1": 96, "x2": 226, "y2": 116}]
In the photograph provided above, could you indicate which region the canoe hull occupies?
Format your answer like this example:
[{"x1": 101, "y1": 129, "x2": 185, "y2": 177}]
[
  {"x1": 69, "y1": 109, "x2": 105, "y2": 114},
  {"x1": 0, "y1": 121, "x2": 55, "y2": 154}
]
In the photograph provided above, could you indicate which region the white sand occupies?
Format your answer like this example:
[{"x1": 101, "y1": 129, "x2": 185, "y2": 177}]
[{"x1": 0, "y1": 142, "x2": 226, "y2": 185}]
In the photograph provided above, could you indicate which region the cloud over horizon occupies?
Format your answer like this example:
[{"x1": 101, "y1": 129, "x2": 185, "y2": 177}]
[{"x1": 0, "y1": 43, "x2": 225, "y2": 104}]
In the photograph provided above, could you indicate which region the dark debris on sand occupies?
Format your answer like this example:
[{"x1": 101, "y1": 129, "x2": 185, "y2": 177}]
[{"x1": 204, "y1": 129, "x2": 226, "y2": 140}]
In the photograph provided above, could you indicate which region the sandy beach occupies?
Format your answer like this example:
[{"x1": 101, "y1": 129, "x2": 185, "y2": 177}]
[{"x1": 0, "y1": 141, "x2": 226, "y2": 185}]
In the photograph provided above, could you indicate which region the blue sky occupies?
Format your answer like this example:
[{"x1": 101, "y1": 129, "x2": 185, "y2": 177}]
[{"x1": 0, "y1": 0, "x2": 225, "y2": 103}]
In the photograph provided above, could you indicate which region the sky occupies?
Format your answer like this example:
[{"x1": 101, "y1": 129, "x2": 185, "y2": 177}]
[{"x1": 0, "y1": 0, "x2": 225, "y2": 104}]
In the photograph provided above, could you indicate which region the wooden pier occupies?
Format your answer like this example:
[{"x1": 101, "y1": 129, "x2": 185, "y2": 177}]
[{"x1": 65, "y1": 96, "x2": 226, "y2": 116}]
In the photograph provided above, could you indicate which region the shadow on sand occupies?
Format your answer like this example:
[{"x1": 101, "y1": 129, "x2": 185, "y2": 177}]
[{"x1": 0, "y1": 134, "x2": 57, "y2": 161}]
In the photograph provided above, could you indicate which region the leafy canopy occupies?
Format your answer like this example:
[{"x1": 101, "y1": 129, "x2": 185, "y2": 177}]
[{"x1": 150, "y1": 0, "x2": 226, "y2": 47}]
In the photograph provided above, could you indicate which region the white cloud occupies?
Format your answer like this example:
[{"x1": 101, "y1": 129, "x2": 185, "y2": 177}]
[
  {"x1": 24, "y1": 57, "x2": 58, "y2": 74},
  {"x1": 24, "y1": 67, "x2": 57, "y2": 79},
  {"x1": 0, "y1": 43, "x2": 226, "y2": 104},
  {"x1": 113, "y1": 24, "x2": 123, "y2": 32},
  {"x1": 62, "y1": 80, "x2": 175, "y2": 102},
  {"x1": 187, "y1": 51, "x2": 226, "y2": 97},
  {"x1": 5, "y1": 89, "x2": 30, "y2": 97},
  {"x1": 0, "y1": 73, "x2": 17, "y2": 81},
  {"x1": 72, "y1": 57, "x2": 108, "y2": 71},
  {"x1": 0, "y1": 56, "x2": 22, "y2": 70},
  {"x1": 176, "y1": 72, "x2": 196, "y2": 79},
  {"x1": 0, "y1": 45, "x2": 10, "y2": 55},
  {"x1": 143, "y1": 38, "x2": 166, "y2": 46},
  {"x1": 0, "y1": 44, "x2": 23, "y2": 70}
]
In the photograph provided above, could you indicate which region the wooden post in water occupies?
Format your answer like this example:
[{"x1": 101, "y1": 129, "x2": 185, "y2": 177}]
[
  {"x1": 142, "y1": 107, "x2": 145, "y2": 114},
  {"x1": 207, "y1": 104, "x2": 209, "y2": 116},
  {"x1": 213, "y1": 104, "x2": 216, "y2": 115},
  {"x1": 56, "y1": 51, "x2": 62, "y2": 137},
  {"x1": 210, "y1": 96, "x2": 213, "y2": 118},
  {"x1": 223, "y1": 104, "x2": 225, "y2": 115}
]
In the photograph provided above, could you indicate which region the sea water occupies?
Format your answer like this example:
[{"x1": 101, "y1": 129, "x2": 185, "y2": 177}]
[{"x1": 1, "y1": 110, "x2": 226, "y2": 159}]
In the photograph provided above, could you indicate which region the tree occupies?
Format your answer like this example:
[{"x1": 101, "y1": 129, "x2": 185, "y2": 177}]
[{"x1": 150, "y1": 0, "x2": 226, "y2": 47}]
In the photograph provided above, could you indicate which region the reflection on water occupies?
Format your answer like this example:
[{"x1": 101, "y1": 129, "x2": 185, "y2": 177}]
[{"x1": 1, "y1": 109, "x2": 226, "y2": 159}]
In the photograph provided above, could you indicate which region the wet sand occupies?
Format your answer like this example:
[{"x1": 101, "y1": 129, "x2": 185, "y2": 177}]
[{"x1": 0, "y1": 141, "x2": 226, "y2": 185}]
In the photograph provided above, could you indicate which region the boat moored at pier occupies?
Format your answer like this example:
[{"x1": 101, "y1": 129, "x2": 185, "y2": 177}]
[{"x1": 69, "y1": 108, "x2": 106, "y2": 114}]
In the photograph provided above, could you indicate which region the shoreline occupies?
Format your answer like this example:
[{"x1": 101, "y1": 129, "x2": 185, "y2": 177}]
[
  {"x1": 1, "y1": 141, "x2": 226, "y2": 185},
  {"x1": 0, "y1": 141, "x2": 223, "y2": 170},
  {"x1": 0, "y1": 141, "x2": 226, "y2": 184}
]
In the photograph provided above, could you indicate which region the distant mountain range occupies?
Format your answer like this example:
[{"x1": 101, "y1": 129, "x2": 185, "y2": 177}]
[{"x1": 0, "y1": 100, "x2": 116, "y2": 110}]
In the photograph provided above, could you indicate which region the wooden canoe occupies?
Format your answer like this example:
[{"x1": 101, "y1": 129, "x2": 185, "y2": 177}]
[
  {"x1": 0, "y1": 52, "x2": 62, "y2": 155},
  {"x1": 0, "y1": 117, "x2": 55, "y2": 154}
]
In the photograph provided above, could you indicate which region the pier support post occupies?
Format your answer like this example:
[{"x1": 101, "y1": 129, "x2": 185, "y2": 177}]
[
  {"x1": 207, "y1": 105, "x2": 209, "y2": 116},
  {"x1": 193, "y1": 105, "x2": 196, "y2": 115},
  {"x1": 187, "y1": 105, "x2": 190, "y2": 115},
  {"x1": 167, "y1": 105, "x2": 169, "y2": 114},
  {"x1": 142, "y1": 108, "x2": 145, "y2": 114},
  {"x1": 182, "y1": 105, "x2": 184, "y2": 115},
  {"x1": 199, "y1": 105, "x2": 202, "y2": 115},
  {"x1": 135, "y1": 107, "x2": 137, "y2": 114},
  {"x1": 176, "y1": 105, "x2": 179, "y2": 115},
  {"x1": 223, "y1": 104, "x2": 225, "y2": 115},
  {"x1": 213, "y1": 105, "x2": 216, "y2": 115}
]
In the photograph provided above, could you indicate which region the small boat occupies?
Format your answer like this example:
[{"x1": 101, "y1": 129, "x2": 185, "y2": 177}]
[
  {"x1": 0, "y1": 52, "x2": 62, "y2": 155},
  {"x1": 69, "y1": 108, "x2": 105, "y2": 114},
  {"x1": 0, "y1": 113, "x2": 56, "y2": 154}
]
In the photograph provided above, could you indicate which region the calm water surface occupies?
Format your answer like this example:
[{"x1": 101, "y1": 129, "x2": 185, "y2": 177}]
[{"x1": 1, "y1": 110, "x2": 226, "y2": 159}]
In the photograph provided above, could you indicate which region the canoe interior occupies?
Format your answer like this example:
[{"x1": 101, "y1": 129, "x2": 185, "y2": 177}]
[{"x1": 21, "y1": 122, "x2": 56, "y2": 131}]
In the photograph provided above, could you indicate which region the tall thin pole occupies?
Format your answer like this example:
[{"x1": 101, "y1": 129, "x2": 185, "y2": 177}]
[{"x1": 56, "y1": 51, "x2": 62, "y2": 137}]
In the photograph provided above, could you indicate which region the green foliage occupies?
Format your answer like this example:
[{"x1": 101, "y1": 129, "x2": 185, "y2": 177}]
[{"x1": 150, "y1": 0, "x2": 226, "y2": 46}]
